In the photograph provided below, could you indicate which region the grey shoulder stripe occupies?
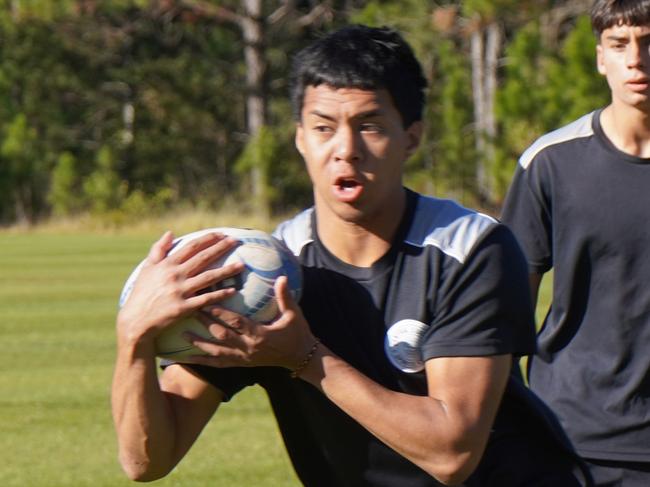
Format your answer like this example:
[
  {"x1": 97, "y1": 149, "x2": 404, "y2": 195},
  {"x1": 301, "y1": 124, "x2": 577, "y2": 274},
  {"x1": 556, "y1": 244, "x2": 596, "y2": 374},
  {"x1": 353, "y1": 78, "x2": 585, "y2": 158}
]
[
  {"x1": 272, "y1": 208, "x2": 314, "y2": 256},
  {"x1": 519, "y1": 111, "x2": 595, "y2": 169},
  {"x1": 405, "y1": 196, "x2": 497, "y2": 264}
]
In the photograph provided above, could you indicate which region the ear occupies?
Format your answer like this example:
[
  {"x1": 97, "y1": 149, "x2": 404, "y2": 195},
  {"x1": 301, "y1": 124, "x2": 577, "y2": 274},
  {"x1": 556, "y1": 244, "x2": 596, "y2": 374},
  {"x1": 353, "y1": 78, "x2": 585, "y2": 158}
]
[
  {"x1": 596, "y1": 43, "x2": 606, "y2": 76},
  {"x1": 295, "y1": 123, "x2": 305, "y2": 156},
  {"x1": 405, "y1": 121, "x2": 424, "y2": 159}
]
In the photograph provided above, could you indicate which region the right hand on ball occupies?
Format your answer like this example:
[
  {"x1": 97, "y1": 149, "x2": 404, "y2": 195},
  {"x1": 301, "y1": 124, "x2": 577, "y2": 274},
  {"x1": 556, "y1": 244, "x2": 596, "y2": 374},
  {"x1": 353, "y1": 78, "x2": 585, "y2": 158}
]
[{"x1": 116, "y1": 231, "x2": 244, "y2": 348}]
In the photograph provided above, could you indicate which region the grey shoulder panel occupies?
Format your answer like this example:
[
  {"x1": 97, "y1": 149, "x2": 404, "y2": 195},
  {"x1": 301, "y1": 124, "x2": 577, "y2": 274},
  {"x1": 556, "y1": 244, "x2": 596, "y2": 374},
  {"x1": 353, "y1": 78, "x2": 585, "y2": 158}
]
[
  {"x1": 519, "y1": 112, "x2": 595, "y2": 169},
  {"x1": 405, "y1": 196, "x2": 497, "y2": 264},
  {"x1": 272, "y1": 208, "x2": 314, "y2": 256}
]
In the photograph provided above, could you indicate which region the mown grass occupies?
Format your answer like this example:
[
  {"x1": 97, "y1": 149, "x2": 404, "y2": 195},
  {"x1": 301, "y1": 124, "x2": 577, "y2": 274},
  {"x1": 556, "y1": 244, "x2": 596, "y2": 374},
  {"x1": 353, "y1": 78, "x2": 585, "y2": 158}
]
[
  {"x1": 0, "y1": 214, "x2": 553, "y2": 486},
  {"x1": 0, "y1": 229, "x2": 300, "y2": 487}
]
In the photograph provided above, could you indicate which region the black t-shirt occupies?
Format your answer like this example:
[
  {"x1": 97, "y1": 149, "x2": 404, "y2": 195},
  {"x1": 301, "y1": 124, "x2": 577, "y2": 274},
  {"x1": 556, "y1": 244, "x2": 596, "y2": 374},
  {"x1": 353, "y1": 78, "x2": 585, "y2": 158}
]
[
  {"x1": 501, "y1": 110, "x2": 650, "y2": 462},
  {"x1": 187, "y1": 190, "x2": 577, "y2": 486}
]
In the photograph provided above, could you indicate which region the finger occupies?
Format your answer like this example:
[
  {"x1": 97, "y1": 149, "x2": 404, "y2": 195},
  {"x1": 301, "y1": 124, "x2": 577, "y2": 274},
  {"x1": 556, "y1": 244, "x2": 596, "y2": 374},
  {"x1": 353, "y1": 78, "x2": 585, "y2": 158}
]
[
  {"x1": 186, "y1": 287, "x2": 238, "y2": 311},
  {"x1": 275, "y1": 276, "x2": 297, "y2": 314},
  {"x1": 183, "y1": 327, "x2": 247, "y2": 359},
  {"x1": 180, "y1": 236, "x2": 241, "y2": 278},
  {"x1": 166, "y1": 232, "x2": 227, "y2": 266},
  {"x1": 194, "y1": 308, "x2": 246, "y2": 338},
  {"x1": 179, "y1": 334, "x2": 233, "y2": 361},
  {"x1": 182, "y1": 261, "x2": 244, "y2": 298},
  {"x1": 195, "y1": 309, "x2": 217, "y2": 326},
  {"x1": 146, "y1": 231, "x2": 174, "y2": 264},
  {"x1": 207, "y1": 306, "x2": 255, "y2": 335}
]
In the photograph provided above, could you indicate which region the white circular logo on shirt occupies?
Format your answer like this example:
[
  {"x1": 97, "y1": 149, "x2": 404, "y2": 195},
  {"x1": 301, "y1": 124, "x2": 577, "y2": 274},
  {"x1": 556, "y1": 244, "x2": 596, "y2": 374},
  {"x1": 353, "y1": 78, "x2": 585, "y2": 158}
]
[{"x1": 384, "y1": 319, "x2": 429, "y2": 373}]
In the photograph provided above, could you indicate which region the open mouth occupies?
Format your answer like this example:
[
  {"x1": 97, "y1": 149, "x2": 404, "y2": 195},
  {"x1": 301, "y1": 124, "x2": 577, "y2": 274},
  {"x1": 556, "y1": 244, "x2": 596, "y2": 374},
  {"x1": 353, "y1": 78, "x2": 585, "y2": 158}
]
[
  {"x1": 333, "y1": 176, "x2": 363, "y2": 202},
  {"x1": 339, "y1": 178, "x2": 359, "y2": 191}
]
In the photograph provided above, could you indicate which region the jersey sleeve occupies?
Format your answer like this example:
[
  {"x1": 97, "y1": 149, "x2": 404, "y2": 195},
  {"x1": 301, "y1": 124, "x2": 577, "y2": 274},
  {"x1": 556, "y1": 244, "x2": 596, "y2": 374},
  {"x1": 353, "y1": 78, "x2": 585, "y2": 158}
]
[
  {"x1": 420, "y1": 224, "x2": 537, "y2": 360},
  {"x1": 500, "y1": 160, "x2": 553, "y2": 275}
]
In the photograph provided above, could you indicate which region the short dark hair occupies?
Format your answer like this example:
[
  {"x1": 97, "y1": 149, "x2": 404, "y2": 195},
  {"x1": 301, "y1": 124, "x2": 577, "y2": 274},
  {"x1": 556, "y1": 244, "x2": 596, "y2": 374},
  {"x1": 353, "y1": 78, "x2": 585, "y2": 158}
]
[
  {"x1": 591, "y1": 0, "x2": 650, "y2": 38},
  {"x1": 289, "y1": 24, "x2": 427, "y2": 128}
]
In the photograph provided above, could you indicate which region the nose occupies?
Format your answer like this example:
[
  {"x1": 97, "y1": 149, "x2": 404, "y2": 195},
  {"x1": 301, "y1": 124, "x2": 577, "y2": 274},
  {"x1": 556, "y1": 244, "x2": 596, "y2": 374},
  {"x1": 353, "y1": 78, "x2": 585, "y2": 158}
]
[
  {"x1": 334, "y1": 126, "x2": 362, "y2": 163},
  {"x1": 626, "y1": 40, "x2": 644, "y2": 69}
]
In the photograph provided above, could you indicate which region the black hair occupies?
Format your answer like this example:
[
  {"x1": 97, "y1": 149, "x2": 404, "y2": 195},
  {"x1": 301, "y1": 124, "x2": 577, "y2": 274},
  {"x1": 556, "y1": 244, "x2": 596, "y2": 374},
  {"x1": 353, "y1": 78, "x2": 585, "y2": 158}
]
[
  {"x1": 591, "y1": 0, "x2": 650, "y2": 38},
  {"x1": 289, "y1": 24, "x2": 427, "y2": 128}
]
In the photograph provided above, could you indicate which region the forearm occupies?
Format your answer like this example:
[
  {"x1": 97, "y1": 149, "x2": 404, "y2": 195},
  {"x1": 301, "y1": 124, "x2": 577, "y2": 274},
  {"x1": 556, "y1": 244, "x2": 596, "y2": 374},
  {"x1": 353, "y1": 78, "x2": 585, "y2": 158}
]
[
  {"x1": 529, "y1": 273, "x2": 543, "y2": 310},
  {"x1": 111, "y1": 231, "x2": 235, "y2": 480},
  {"x1": 299, "y1": 346, "x2": 505, "y2": 485},
  {"x1": 111, "y1": 337, "x2": 178, "y2": 481}
]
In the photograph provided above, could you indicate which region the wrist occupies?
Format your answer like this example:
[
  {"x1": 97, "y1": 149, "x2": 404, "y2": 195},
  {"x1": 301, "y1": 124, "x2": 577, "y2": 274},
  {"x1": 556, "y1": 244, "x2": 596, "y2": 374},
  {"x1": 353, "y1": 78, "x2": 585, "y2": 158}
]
[
  {"x1": 290, "y1": 338, "x2": 321, "y2": 379},
  {"x1": 116, "y1": 315, "x2": 157, "y2": 353}
]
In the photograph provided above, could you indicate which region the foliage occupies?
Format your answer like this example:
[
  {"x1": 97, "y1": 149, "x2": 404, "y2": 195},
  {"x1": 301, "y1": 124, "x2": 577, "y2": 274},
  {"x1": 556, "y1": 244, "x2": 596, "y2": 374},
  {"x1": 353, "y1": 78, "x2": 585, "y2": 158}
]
[
  {"x1": 83, "y1": 145, "x2": 127, "y2": 214},
  {"x1": 425, "y1": 36, "x2": 477, "y2": 203},
  {"x1": 0, "y1": 1, "x2": 608, "y2": 225},
  {"x1": 495, "y1": 14, "x2": 609, "y2": 200},
  {"x1": 352, "y1": 1, "x2": 479, "y2": 204},
  {"x1": 49, "y1": 151, "x2": 82, "y2": 216},
  {"x1": 0, "y1": 113, "x2": 49, "y2": 223},
  {"x1": 544, "y1": 15, "x2": 609, "y2": 127},
  {"x1": 495, "y1": 20, "x2": 551, "y2": 199}
]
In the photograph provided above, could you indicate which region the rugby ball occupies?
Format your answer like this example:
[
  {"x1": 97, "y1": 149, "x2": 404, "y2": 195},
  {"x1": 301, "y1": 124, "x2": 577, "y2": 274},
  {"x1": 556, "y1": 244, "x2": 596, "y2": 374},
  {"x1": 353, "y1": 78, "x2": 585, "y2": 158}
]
[{"x1": 119, "y1": 228, "x2": 302, "y2": 360}]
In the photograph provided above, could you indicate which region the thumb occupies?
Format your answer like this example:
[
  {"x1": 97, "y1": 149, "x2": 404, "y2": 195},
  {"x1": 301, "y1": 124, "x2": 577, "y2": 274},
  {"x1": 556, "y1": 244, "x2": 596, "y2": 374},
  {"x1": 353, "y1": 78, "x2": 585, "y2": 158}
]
[{"x1": 275, "y1": 275, "x2": 298, "y2": 314}]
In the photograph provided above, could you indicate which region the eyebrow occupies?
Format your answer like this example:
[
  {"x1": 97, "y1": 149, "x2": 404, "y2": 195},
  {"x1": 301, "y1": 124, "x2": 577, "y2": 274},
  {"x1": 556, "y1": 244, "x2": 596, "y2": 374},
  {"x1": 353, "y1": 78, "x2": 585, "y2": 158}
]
[
  {"x1": 605, "y1": 31, "x2": 650, "y2": 42},
  {"x1": 605, "y1": 34, "x2": 629, "y2": 42},
  {"x1": 307, "y1": 109, "x2": 384, "y2": 121}
]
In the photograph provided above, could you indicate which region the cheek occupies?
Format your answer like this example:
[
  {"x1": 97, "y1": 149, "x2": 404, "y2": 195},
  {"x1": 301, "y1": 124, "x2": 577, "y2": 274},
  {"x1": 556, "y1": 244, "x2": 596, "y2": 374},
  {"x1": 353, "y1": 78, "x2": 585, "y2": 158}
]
[
  {"x1": 363, "y1": 137, "x2": 393, "y2": 160},
  {"x1": 600, "y1": 57, "x2": 624, "y2": 86},
  {"x1": 303, "y1": 154, "x2": 330, "y2": 186}
]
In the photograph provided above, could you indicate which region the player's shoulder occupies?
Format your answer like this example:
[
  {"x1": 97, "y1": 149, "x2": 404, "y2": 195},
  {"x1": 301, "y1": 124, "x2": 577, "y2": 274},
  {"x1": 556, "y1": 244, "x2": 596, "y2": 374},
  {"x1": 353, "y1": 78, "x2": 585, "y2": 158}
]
[
  {"x1": 272, "y1": 207, "x2": 314, "y2": 256},
  {"x1": 405, "y1": 194, "x2": 499, "y2": 264},
  {"x1": 519, "y1": 111, "x2": 597, "y2": 170}
]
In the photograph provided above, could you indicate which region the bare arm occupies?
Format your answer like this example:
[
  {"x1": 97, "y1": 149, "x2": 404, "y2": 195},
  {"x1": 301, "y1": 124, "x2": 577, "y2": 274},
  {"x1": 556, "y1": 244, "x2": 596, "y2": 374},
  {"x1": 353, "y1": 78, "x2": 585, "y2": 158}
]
[
  {"x1": 298, "y1": 346, "x2": 510, "y2": 484},
  {"x1": 187, "y1": 277, "x2": 511, "y2": 485},
  {"x1": 111, "y1": 343, "x2": 222, "y2": 480},
  {"x1": 111, "y1": 231, "x2": 242, "y2": 481},
  {"x1": 528, "y1": 272, "x2": 543, "y2": 310}
]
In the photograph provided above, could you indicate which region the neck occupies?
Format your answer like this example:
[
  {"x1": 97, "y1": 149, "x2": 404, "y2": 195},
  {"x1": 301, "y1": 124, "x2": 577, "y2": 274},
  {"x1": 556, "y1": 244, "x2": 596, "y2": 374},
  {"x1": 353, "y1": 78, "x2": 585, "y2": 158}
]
[
  {"x1": 601, "y1": 103, "x2": 650, "y2": 158},
  {"x1": 315, "y1": 188, "x2": 407, "y2": 267}
]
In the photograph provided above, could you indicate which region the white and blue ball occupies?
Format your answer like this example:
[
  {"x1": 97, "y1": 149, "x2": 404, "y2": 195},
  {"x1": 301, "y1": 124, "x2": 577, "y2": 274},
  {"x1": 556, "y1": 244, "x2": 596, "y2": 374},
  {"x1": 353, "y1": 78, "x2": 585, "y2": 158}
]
[{"x1": 119, "y1": 228, "x2": 302, "y2": 360}]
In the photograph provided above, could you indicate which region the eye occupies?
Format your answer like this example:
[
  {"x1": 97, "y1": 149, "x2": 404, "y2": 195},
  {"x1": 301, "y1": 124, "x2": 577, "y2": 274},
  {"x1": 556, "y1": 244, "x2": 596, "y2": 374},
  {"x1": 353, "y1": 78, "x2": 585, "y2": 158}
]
[
  {"x1": 360, "y1": 123, "x2": 383, "y2": 133},
  {"x1": 608, "y1": 40, "x2": 627, "y2": 51},
  {"x1": 313, "y1": 124, "x2": 333, "y2": 133}
]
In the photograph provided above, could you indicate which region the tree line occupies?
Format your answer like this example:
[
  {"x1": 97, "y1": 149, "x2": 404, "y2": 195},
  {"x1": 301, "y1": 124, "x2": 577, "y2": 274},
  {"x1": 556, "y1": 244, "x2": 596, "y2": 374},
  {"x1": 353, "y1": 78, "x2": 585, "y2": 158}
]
[{"x1": 0, "y1": 0, "x2": 608, "y2": 226}]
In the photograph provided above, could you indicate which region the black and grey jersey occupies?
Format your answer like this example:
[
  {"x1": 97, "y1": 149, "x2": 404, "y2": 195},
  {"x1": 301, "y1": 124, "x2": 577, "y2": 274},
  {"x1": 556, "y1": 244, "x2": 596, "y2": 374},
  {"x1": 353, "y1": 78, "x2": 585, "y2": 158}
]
[
  {"x1": 274, "y1": 189, "x2": 535, "y2": 389},
  {"x1": 188, "y1": 189, "x2": 576, "y2": 486},
  {"x1": 501, "y1": 109, "x2": 650, "y2": 462}
]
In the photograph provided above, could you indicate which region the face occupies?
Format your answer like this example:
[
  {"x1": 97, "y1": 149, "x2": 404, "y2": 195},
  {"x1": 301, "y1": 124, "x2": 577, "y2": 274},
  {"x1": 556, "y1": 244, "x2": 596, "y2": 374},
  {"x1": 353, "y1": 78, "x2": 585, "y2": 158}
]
[
  {"x1": 295, "y1": 85, "x2": 422, "y2": 227},
  {"x1": 597, "y1": 23, "x2": 650, "y2": 111}
]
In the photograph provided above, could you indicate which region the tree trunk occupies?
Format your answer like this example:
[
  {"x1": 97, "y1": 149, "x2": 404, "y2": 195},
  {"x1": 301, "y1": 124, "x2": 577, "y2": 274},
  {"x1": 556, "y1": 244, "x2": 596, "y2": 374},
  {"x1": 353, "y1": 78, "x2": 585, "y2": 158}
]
[
  {"x1": 14, "y1": 186, "x2": 31, "y2": 226},
  {"x1": 540, "y1": 0, "x2": 593, "y2": 46},
  {"x1": 471, "y1": 28, "x2": 488, "y2": 202},
  {"x1": 471, "y1": 21, "x2": 502, "y2": 209},
  {"x1": 241, "y1": 0, "x2": 270, "y2": 218}
]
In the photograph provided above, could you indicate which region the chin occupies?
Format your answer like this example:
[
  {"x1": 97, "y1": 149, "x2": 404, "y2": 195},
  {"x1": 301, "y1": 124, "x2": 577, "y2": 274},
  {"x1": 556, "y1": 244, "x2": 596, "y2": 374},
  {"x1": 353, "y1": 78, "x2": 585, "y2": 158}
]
[{"x1": 335, "y1": 205, "x2": 366, "y2": 224}]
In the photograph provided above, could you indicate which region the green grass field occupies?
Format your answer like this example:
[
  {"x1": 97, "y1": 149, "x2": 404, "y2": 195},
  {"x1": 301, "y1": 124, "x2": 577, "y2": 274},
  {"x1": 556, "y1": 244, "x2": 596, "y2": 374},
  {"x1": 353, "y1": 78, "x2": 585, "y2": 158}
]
[
  {"x1": 0, "y1": 231, "x2": 300, "y2": 487},
  {"x1": 0, "y1": 228, "x2": 552, "y2": 486}
]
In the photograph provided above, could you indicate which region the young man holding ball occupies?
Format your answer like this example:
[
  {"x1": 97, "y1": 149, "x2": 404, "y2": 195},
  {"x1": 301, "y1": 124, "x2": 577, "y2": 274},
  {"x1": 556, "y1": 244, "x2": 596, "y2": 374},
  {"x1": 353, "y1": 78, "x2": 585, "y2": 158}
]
[{"x1": 112, "y1": 25, "x2": 588, "y2": 486}]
